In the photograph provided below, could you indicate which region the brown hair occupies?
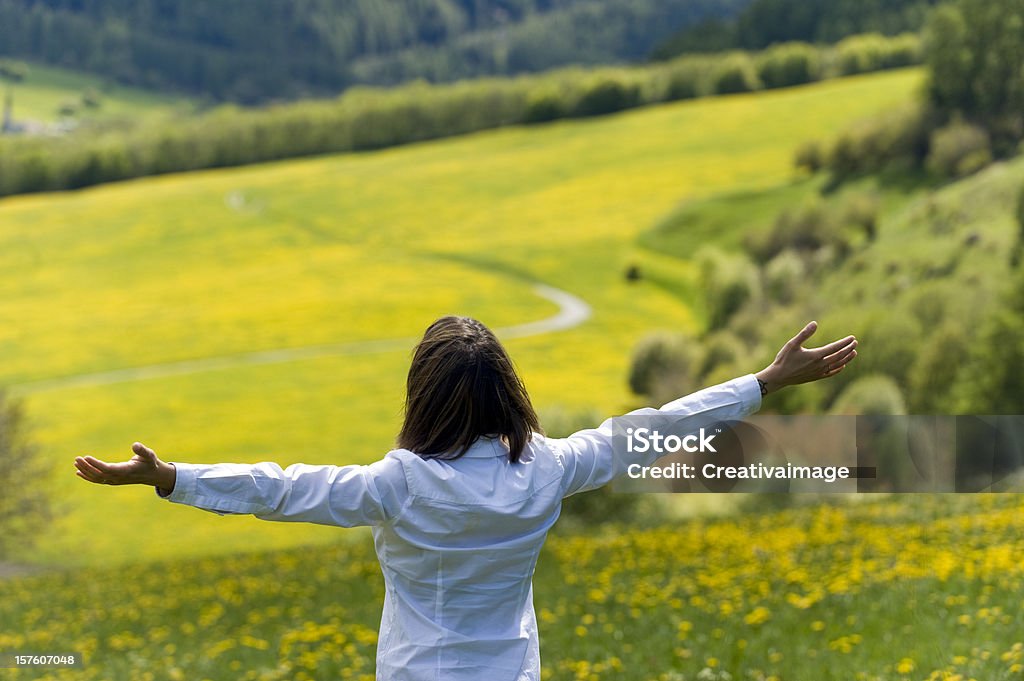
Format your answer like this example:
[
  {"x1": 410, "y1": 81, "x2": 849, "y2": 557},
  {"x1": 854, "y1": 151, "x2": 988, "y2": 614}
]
[{"x1": 398, "y1": 316, "x2": 541, "y2": 463}]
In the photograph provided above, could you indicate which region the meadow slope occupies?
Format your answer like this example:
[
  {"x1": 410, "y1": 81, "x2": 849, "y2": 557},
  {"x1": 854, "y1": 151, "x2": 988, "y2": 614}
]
[{"x1": 0, "y1": 69, "x2": 921, "y2": 567}]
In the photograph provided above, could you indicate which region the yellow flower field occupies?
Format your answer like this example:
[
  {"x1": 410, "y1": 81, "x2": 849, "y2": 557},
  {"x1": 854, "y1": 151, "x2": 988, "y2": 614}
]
[{"x1": 0, "y1": 495, "x2": 1020, "y2": 680}]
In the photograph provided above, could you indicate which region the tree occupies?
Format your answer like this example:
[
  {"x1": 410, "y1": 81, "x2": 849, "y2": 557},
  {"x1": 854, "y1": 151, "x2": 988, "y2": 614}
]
[
  {"x1": 0, "y1": 392, "x2": 53, "y2": 560},
  {"x1": 924, "y1": 0, "x2": 1024, "y2": 147}
]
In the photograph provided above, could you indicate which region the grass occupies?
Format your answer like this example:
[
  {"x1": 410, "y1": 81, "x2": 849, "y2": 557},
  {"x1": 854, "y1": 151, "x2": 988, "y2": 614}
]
[
  {"x1": 2, "y1": 62, "x2": 189, "y2": 125},
  {"x1": 1, "y1": 494, "x2": 1022, "y2": 681},
  {"x1": 0, "y1": 68, "x2": 923, "y2": 568}
]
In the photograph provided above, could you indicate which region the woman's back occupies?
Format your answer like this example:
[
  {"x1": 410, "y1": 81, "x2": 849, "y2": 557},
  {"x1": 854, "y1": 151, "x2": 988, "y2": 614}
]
[{"x1": 372, "y1": 436, "x2": 565, "y2": 680}]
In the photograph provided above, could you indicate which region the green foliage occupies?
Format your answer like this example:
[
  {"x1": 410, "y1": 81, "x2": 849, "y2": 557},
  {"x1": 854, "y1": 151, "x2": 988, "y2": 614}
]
[
  {"x1": 829, "y1": 374, "x2": 907, "y2": 415},
  {"x1": 697, "y1": 247, "x2": 762, "y2": 330},
  {"x1": 654, "y1": 0, "x2": 936, "y2": 59},
  {"x1": 823, "y1": 103, "x2": 934, "y2": 185},
  {"x1": 855, "y1": 313, "x2": 924, "y2": 387},
  {"x1": 627, "y1": 332, "x2": 701, "y2": 402},
  {"x1": 756, "y1": 42, "x2": 822, "y2": 89},
  {"x1": 926, "y1": 119, "x2": 993, "y2": 178},
  {"x1": 745, "y1": 198, "x2": 854, "y2": 265},
  {"x1": 711, "y1": 53, "x2": 762, "y2": 95},
  {"x1": 0, "y1": 392, "x2": 52, "y2": 560},
  {"x1": 0, "y1": 33, "x2": 923, "y2": 199},
  {"x1": 908, "y1": 323, "x2": 969, "y2": 413},
  {"x1": 763, "y1": 249, "x2": 806, "y2": 304},
  {"x1": 834, "y1": 33, "x2": 922, "y2": 76},
  {"x1": 0, "y1": 58, "x2": 28, "y2": 83},
  {"x1": 572, "y1": 75, "x2": 640, "y2": 118},
  {"x1": 793, "y1": 140, "x2": 825, "y2": 174},
  {"x1": 925, "y1": 0, "x2": 1024, "y2": 147},
  {"x1": 954, "y1": 272, "x2": 1024, "y2": 414},
  {"x1": 0, "y1": 0, "x2": 749, "y2": 102},
  {"x1": 1014, "y1": 184, "x2": 1024, "y2": 267}
]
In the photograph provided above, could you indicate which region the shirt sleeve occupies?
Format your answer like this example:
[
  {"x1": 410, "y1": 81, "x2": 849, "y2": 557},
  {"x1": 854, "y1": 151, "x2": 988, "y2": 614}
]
[
  {"x1": 154, "y1": 455, "x2": 408, "y2": 527},
  {"x1": 552, "y1": 374, "x2": 762, "y2": 497}
]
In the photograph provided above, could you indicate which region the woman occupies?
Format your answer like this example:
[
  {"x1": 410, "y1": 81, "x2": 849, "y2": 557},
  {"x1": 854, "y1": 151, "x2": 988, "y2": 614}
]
[{"x1": 75, "y1": 317, "x2": 856, "y2": 680}]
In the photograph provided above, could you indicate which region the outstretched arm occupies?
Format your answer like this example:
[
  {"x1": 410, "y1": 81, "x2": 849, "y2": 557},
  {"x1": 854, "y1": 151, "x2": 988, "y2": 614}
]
[
  {"x1": 75, "y1": 444, "x2": 407, "y2": 527},
  {"x1": 555, "y1": 321, "x2": 857, "y2": 496}
]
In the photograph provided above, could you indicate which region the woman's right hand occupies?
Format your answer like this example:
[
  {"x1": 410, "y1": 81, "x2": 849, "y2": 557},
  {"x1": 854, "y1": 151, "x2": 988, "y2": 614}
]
[{"x1": 755, "y1": 321, "x2": 857, "y2": 395}]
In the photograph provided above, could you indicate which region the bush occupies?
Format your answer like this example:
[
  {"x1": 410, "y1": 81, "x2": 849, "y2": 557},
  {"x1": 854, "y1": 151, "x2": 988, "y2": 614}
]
[
  {"x1": 757, "y1": 42, "x2": 821, "y2": 89},
  {"x1": 794, "y1": 140, "x2": 825, "y2": 174},
  {"x1": 763, "y1": 249, "x2": 806, "y2": 304},
  {"x1": 908, "y1": 323, "x2": 969, "y2": 413},
  {"x1": 627, "y1": 332, "x2": 701, "y2": 401},
  {"x1": 697, "y1": 331, "x2": 747, "y2": 383},
  {"x1": 824, "y1": 103, "x2": 934, "y2": 185},
  {"x1": 697, "y1": 247, "x2": 762, "y2": 330},
  {"x1": 659, "y1": 58, "x2": 707, "y2": 101},
  {"x1": 747, "y1": 198, "x2": 853, "y2": 264},
  {"x1": 523, "y1": 86, "x2": 568, "y2": 123},
  {"x1": 0, "y1": 392, "x2": 52, "y2": 560},
  {"x1": 834, "y1": 33, "x2": 921, "y2": 76},
  {"x1": 572, "y1": 74, "x2": 640, "y2": 117},
  {"x1": 841, "y1": 191, "x2": 880, "y2": 242},
  {"x1": 711, "y1": 53, "x2": 762, "y2": 95},
  {"x1": 855, "y1": 312, "x2": 924, "y2": 386},
  {"x1": 829, "y1": 374, "x2": 907, "y2": 415},
  {"x1": 926, "y1": 119, "x2": 993, "y2": 178},
  {"x1": 953, "y1": 273, "x2": 1024, "y2": 414}
]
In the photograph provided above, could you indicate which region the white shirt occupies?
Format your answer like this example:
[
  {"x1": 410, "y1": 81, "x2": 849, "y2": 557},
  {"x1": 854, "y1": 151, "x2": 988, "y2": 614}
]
[{"x1": 158, "y1": 374, "x2": 761, "y2": 680}]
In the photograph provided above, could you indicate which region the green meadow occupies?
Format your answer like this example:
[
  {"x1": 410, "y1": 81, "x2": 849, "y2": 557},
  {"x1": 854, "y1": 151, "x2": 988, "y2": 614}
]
[
  {"x1": 2, "y1": 62, "x2": 188, "y2": 124},
  {"x1": 0, "y1": 69, "x2": 922, "y2": 568}
]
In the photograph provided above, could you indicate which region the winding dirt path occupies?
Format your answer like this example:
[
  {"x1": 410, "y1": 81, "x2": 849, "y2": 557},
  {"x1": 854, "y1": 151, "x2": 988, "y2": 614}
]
[{"x1": 14, "y1": 284, "x2": 591, "y2": 395}]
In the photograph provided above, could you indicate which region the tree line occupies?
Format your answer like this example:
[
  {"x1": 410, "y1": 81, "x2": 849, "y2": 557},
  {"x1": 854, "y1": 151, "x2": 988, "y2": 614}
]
[
  {"x1": 0, "y1": 0, "x2": 746, "y2": 103},
  {"x1": 0, "y1": 32, "x2": 920, "y2": 198},
  {"x1": 653, "y1": 0, "x2": 940, "y2": 59}
]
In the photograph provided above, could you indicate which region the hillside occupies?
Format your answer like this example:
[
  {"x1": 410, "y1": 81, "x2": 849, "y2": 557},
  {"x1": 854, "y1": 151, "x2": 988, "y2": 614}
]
[
  {"x1": 0, "y1": 0, "x2": 750, "y2": 101},
  {"x1": 0, "y1": 69, "x2": 920, "y2": 568}
]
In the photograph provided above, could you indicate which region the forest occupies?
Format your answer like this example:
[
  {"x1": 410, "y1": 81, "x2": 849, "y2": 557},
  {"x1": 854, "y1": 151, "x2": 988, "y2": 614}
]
[{"x1": 0, "y1": 0, "x2": 749, "y2": 101}]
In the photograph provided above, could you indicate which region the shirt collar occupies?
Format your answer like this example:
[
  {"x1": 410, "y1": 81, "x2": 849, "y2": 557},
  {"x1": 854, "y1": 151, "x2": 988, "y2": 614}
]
[{"x1": 459, "y1": 436, "x2": 510, "y2": 458}]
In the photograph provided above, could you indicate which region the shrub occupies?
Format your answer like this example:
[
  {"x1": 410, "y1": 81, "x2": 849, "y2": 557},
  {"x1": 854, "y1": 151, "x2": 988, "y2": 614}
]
[
  {"x1": 825, "y1": 103, "x2": 934, "y2": 185},
  {"x1": 757, "y1": 42, "x2": 821, "y2": 89},
  {"x1": 908, "y1": 323, "x2": 969, "y2": 413},
  {"x1": 829, "y1": 374, "x2": 907, "y2": 415},
  {"x1": 0, "y1": 391, "x2": 52, "y2": 559},
  {"x1": 697, "y1": 331, "x2": 747, "y2": 383},
  {"x1": 572, "y1": 74, "x2": 640, "y2": 117},
  {"x1": 627, "y1": 332, "x2": 701, "y2": 401},
  {"x1": 523, "y1": 86, "x2": 568, "y2": 124},
  {"x1": 926, "y1": 119, "x2": 993, "y2": 178},
  {"x1": 748, "y1": 198, "x2": 853, "y2": 265},
  {"x1": 763, "y1": 249, "x2": 806, "y2": 304},
  {"x1": 697, "y1": 247, "x2": 762, "y2": 330},
  {"x1": 841, "y1": 191, "x2": 881, "y2": 242},
  {"x1": 855, "y1": 312, "x2": 924, "y2": 386},
  {"x1": 794, "y1": 140, "x2": 825, "y2": 174},
  {"x1": 711, "y1": 53, "x2": 762, "y2": 95}
]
